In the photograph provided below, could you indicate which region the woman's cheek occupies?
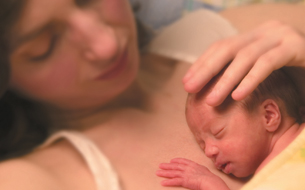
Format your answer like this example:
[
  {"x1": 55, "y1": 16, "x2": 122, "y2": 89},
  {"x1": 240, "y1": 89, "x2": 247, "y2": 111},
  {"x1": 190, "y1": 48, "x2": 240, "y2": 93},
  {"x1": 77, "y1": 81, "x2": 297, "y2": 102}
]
[
  {"x1": 10, "y1": 55, "x2": 79, "y2": 99},
  {"x1": 43, "y1": 57, "x2": 79, "y2": 90}
]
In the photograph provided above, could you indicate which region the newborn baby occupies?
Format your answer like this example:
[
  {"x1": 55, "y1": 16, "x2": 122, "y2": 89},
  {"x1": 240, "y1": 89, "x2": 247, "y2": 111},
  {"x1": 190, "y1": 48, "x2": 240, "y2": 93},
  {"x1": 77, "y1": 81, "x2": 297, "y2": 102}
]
[{"x1": 156, "y1": 68, "x2": 305, "y2": 190}]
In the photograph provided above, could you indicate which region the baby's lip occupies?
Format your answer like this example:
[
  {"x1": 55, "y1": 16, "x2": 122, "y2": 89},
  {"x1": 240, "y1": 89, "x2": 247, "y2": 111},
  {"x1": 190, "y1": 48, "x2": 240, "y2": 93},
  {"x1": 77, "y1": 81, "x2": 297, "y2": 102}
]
[
  {"x1": 215, "y1": 161, "x2": 228, "y2": 171},
  {"x1": 216, "y1": 161, "x2": 232, "y2": 174}
]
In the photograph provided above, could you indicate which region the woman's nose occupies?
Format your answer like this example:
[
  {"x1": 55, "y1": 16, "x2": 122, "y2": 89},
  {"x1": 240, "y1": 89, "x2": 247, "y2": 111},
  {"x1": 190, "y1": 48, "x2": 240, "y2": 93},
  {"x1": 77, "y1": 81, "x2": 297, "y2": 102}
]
[
  {"x1": 204, "y1": 144, "x2": 219, "y2": 159},
  {"x1": 67, "y1": 10, "x2": 119, "y2": 63}
]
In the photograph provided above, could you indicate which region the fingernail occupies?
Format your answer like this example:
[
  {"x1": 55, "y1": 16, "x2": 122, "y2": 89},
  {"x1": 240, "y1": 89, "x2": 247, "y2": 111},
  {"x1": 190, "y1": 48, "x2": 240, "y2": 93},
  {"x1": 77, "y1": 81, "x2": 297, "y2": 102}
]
[
  {"x1": 183, "y1": 71, "x2": 192, "y2": 83},
  {"x1": 232, "y1": 88, "x2": 244, "y2": 101},
  {"x1": 207, "y1": 90, "x2": 215, "y2": 99},
  {"x1": 206, "y1": 91, "x2": 218, "y2": 106},
  {"x1": 183, "y1": 80, "x2": 196, "y2": 93}
]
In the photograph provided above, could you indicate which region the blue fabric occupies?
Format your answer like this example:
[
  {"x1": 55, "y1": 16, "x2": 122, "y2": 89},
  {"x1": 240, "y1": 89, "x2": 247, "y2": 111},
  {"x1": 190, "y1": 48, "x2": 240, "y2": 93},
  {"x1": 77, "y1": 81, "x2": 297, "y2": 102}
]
[{"x1": 129, "y1": 0, "x2": 221, "y2": 30}]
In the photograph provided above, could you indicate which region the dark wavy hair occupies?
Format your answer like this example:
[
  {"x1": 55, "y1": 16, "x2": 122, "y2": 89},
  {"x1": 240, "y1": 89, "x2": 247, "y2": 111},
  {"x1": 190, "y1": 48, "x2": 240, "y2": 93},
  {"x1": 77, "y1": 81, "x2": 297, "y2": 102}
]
[{"x1": 0, "y1": 0, "x2": 50, "y2": 161}]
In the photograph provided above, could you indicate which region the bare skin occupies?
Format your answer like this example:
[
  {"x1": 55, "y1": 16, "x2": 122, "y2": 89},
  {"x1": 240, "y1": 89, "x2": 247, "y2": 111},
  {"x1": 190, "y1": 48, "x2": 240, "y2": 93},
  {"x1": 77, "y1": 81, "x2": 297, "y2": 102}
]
[
  {"x1": 1, "y1": 3, "x2": 305, "y2": 190},
  {"x1": 0, "y1": 55, "x2": 244, "y2": 190},
  {"x1": 156, "y1": 96, "x2": 304, "y2": 190},
  {"x1": 158, "y1": 158, "x2": 230, "y2": 190},
  {"x1": 156, "y1": 127, "x2": 305, "y2": 190},
  {"x1": 184, "y1": 3, "x2": 305, "y2": 105}
]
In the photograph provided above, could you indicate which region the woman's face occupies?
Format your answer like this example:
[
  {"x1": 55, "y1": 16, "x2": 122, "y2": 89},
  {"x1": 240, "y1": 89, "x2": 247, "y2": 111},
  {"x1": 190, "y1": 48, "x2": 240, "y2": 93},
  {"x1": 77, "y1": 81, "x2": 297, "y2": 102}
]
[{"x1": 9, "y1": 0, "x2": 139, "y2": 110}]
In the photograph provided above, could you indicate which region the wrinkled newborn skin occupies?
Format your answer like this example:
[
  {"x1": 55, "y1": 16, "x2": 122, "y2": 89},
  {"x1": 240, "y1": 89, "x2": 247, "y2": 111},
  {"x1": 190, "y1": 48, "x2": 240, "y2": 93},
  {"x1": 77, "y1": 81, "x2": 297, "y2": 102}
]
[{"x1": 156, "y1": 95, "x2": 272, "y2": 190}]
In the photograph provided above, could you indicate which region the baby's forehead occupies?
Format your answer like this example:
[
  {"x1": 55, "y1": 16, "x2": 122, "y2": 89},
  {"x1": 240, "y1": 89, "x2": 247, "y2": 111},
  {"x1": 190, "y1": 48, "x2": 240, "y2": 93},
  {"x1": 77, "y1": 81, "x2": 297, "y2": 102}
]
[
  {"x1": 186, "y1": 101, "x2": 213, "y2": 127},
  {"x1": 186, "y1": 96, "x2": 221, "y2": 115},
  {"x1": 186, "y1": 98, "x2": 208, "y2": 116},
  {"x1": 186, "y1": 95, "x2": 239, "y2": 125}
]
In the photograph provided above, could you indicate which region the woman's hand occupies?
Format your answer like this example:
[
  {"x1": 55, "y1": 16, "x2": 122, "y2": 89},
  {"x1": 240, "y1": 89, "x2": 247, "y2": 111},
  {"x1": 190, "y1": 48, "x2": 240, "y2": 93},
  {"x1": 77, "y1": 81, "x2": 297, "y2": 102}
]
[
  {"x1": 156, "y1": 158, "x2": 230, "y2": 190},
  {"x1": 183, "y1": 21, "x2": 305, "y2": 106}
]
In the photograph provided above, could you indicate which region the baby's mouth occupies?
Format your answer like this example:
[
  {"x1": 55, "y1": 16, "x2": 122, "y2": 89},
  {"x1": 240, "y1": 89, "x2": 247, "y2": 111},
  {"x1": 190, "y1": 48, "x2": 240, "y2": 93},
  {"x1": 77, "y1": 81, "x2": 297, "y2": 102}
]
[
  {"x1": 221, "y1": 163, "x2": 228, "y2": 172},
  {"x1": 215, "y1": 161, "x2": 230, "y2": 173},
  {"x1": 216, "y1": 163, "x2": 227, "y2": 170}
]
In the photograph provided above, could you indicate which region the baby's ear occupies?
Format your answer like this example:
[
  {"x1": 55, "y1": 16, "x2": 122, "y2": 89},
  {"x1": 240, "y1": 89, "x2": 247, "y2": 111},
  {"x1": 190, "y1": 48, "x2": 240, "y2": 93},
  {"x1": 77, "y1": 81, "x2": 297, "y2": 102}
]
[{"x1": 260, "y1": 99, "x2": 281, "y2": 132}]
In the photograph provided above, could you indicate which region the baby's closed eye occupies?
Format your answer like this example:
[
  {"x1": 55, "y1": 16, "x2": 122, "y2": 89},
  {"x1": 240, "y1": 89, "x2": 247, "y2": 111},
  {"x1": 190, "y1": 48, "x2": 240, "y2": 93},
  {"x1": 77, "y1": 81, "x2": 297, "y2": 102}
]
[{"x1": 211, "y1": 126, "x2": 225, "y2": 138}]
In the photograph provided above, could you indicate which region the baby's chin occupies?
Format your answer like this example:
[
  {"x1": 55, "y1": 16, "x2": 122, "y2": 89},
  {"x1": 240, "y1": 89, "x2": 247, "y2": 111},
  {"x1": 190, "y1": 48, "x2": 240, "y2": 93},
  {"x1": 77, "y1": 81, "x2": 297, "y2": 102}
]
[{"x1": 231, "y1": 169, "x2": 255, "y2": 179}]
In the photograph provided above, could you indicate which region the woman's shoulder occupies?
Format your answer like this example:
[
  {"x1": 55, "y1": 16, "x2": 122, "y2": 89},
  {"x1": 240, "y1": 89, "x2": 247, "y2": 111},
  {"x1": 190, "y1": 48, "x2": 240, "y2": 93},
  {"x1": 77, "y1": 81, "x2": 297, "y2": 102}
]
[
  {"x1": 0, "y1": 157, "x2": 63, "y2": 190},
  {"x1": 0, "y1": 139, "x2": 96, "y2": 190}
]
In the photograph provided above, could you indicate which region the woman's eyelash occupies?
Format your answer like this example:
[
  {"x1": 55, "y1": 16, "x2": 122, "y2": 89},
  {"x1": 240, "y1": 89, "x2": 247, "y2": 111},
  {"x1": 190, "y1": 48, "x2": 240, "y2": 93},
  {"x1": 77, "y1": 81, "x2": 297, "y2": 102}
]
[
  {"x1": 75, "y1": 0, "x2": 96, "y2": 7},
  {"x1": 30, "y1": 35, "x2": 58, "y2": 62}
]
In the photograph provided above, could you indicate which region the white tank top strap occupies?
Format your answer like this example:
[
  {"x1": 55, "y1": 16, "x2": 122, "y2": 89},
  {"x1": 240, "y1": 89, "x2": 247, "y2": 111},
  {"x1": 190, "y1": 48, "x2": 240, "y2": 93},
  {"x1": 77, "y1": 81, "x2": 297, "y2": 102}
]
[{"x1": 40, "y1": 130, "x2": 121, "y2": 190}]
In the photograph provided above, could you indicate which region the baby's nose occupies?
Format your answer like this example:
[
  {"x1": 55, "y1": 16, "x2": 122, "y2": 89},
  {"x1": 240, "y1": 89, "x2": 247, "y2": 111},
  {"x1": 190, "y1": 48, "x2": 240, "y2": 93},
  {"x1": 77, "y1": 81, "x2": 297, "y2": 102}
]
[{"x1": 205, "y1": 145, "x2": 219, "y2": 159}]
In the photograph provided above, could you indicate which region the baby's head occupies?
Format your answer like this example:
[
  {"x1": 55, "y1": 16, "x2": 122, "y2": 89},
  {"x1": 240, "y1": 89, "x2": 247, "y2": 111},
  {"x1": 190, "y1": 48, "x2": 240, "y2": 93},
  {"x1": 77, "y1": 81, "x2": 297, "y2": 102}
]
[{"x1": 185, "y1": 68, "x2": 302, "y2": 178}]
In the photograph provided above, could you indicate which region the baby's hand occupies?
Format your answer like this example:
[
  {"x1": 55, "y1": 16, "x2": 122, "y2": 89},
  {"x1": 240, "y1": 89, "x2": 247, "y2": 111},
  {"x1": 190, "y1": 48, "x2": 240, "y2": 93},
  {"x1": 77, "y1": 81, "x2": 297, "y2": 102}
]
[
  {"x1": 183, "y1": 20, "x2": 305, "y2": 106},
  {"x1": 156, "y1": 158, "x2": 230, "y2": 190}
]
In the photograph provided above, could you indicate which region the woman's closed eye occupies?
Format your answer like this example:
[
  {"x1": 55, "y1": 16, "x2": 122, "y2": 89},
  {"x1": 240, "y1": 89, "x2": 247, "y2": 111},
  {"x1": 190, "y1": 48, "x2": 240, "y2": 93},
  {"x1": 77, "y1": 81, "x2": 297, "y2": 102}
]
[
  {"x1": 11, "y1": 21, "x2": 66, "y2": 64},
  {"x1": 14, "y1": 29, "x2": 61, "y2": 63},
  {"x1": 75, "y1": 0, "x2": 97, "y2": 7},
  {"x1": 30, "y1": 34, "x2": 58, "y2": 62}
]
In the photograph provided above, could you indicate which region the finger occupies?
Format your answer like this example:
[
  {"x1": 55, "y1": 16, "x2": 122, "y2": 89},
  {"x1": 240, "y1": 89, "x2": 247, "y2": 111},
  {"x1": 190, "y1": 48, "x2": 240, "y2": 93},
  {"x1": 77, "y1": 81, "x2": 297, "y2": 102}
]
[
  {"x1": 170, "y1": 158, "x2": 206, "y2": 171},
  {"x1": 184, "y1": 38, "x2": 237, "y2": 92},
  {"x1": 156, "y1": 170, "x2": 183, "y2": 178},
  {"x1": 183, "y1": 57, "x2": 230, "y2": 93},
  {"x1": 159, "y1": 162, "x2": 186, "y2": 171},
  {"x1": 184, "y1": 34, "x2": 256, "y2": 93},
  {"x1": 161, "y1": 178, "x2": 184, "y2": 187},
  {"x1": 183, "y1": 41, "x2": 223, "y2": 83},
  {"x1": 170, "y1": 158, "x2": 197, "y2": 165},
  {"x1": 232, "y1": 45, "x2": 292, "y2": 101},
  {"x1": 205, "y1": 37, "x2": 280, "y2": 106}
]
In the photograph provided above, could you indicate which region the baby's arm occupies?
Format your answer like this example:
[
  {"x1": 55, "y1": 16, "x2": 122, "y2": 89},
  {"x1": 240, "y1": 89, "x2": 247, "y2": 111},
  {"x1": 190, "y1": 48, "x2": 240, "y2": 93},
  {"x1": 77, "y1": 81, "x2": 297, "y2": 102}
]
[{"x1": 156, "y1": 158, "x2": 230, "y2": 190}]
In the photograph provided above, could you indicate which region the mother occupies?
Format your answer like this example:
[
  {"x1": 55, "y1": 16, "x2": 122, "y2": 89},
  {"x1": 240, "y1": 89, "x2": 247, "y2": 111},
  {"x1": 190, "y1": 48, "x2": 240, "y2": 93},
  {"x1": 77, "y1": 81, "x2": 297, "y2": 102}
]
[{"x1": 0, "y1": 0, "x2": 305, "y2": 190}]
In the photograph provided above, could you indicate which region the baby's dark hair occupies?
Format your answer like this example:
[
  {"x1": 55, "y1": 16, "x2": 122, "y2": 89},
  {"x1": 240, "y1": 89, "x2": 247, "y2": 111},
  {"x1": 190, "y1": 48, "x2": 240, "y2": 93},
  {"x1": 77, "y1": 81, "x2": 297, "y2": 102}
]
[
  {"x1": 187, "y1": 68, "x2": 303, "y2": 124},
  {"x1": 242, "y1": 68, "x2": 303, "y2": 123}
]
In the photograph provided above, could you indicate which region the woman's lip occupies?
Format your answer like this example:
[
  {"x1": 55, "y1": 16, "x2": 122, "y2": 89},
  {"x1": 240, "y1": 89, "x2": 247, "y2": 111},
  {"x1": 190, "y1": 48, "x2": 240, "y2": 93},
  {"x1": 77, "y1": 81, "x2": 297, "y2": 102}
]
[{"x1": 96, "y1": 50, "x2": 128, "y2": 80}]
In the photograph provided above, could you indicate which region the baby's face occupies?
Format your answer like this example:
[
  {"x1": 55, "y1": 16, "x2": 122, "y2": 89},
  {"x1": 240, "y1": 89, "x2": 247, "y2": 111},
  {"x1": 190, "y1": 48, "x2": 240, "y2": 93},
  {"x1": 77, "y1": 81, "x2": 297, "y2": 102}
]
[{"x1": 186, "y1": 101, "x2": 271, "y2": 178}]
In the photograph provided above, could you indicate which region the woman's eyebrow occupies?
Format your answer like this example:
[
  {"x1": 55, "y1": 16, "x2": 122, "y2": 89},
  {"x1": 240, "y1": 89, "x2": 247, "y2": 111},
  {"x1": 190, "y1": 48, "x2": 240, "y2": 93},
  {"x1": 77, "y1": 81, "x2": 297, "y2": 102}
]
[{"x1": 10, "y1": 23, "x2": 52, "y2": 51}]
